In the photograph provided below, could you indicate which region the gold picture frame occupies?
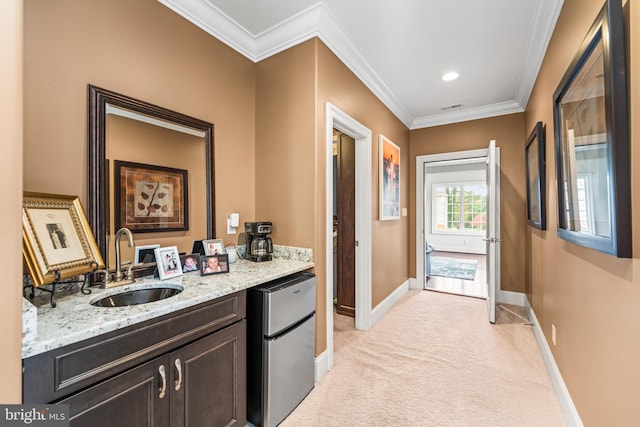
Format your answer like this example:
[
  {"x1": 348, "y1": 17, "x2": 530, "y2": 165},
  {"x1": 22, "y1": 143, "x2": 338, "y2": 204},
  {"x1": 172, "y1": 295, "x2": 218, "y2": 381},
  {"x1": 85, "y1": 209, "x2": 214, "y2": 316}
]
[{"x1": 23, "y1": 192, "x2": 105, "y2": 287}]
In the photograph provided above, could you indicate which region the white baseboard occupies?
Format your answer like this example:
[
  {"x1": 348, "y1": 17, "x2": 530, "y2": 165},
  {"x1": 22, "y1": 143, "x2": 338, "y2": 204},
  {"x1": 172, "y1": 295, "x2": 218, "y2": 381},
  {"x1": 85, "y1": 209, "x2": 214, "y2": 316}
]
[
  {"x1": 314, "y1": 349, "x2": 329, "y2": 382},
  {"x1": 370, "y1": 279, "x2": 409, "y2": 327},
  {"x1": 408, "y1": 277, "x2": 421, "y2": 290},
  {"x1": 526, "y1": 298, "x2": 583, "y2": 427},
  {"x1": 497, "y1": 290, "x2": 526, "y2": 306}
]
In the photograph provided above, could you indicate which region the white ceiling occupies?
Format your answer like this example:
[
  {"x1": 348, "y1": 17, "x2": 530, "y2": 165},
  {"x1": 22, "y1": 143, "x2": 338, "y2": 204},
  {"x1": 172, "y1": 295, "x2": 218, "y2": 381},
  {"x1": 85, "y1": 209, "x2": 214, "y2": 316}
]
[{"x1": 158, "y1": 0, "x2": 564, "y2": 129}]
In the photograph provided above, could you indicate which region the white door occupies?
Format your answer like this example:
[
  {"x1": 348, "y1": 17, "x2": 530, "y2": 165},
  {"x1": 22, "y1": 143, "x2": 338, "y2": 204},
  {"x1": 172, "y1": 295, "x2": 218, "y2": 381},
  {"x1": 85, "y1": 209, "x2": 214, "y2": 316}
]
[{"x1": 485, "y1": 140, "x2": 500, "y2": 323}]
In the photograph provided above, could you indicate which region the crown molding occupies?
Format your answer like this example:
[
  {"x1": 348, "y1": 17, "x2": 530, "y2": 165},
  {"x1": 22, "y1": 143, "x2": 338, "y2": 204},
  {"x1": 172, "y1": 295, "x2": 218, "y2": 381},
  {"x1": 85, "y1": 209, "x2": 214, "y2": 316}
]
[
  {"x1": 158, "y1": 0, "x2": 559, "y2": 130},
  {"x1": 158, "y1": 0, "x2": 257, "y2": 59},
  {"x1": 411, "y1": 101, "x2": 524, "y2": 129},
  {"x1": 515, "y1": 0, "x2": 564, "y2": 107}
]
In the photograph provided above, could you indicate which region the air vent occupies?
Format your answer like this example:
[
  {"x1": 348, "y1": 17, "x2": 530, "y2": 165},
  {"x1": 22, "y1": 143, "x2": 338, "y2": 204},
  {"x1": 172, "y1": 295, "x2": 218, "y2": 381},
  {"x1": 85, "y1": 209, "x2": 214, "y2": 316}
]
[{"x1": 440, "y1": 104, "x2": 463, "y2": 111}]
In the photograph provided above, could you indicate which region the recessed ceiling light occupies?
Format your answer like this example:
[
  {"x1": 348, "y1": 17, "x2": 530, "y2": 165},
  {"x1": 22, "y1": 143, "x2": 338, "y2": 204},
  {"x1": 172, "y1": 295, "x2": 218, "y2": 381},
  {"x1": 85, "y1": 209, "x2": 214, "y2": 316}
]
[{"x1": 442, "y1": 71, "x2": 460, "y2": 82}]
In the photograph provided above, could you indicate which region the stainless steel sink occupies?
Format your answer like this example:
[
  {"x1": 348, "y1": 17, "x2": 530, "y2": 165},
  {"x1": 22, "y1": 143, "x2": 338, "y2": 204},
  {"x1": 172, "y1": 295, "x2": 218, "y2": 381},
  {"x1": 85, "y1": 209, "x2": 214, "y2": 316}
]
[{"x1": 91, "y1": 286, "x2": 183, "y2": 307}]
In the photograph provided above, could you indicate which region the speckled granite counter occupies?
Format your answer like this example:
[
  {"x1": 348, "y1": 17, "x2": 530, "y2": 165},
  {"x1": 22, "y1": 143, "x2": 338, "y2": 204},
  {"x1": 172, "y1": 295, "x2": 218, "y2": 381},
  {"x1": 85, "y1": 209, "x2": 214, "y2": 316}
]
[{"x1": 22, "y1": 253, "x2": 313, "y2": 359}]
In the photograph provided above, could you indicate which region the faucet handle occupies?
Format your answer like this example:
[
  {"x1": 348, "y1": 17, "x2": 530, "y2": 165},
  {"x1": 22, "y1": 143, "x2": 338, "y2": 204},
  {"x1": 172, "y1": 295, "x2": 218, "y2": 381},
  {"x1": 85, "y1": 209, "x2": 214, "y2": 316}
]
[
  {"x1": 125, "y1": 263, "x2": 144, "y2": 281},
  {"x1": 95, "y1": 269, "x2": 112, "y2": 287}
]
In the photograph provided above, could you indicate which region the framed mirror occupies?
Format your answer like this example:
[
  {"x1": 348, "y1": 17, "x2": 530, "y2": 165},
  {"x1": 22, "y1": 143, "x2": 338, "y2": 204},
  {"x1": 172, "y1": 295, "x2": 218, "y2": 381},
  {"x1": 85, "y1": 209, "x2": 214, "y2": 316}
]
[
  {"x1": 88, "y1": 85, "x2": 215, "y2": 272},
  {"x1": 525, "y1": 121, "x2": 546, "y2": 230},
  {"x1": 552, "y1": 0, "x2": 631, "y2": 257}
]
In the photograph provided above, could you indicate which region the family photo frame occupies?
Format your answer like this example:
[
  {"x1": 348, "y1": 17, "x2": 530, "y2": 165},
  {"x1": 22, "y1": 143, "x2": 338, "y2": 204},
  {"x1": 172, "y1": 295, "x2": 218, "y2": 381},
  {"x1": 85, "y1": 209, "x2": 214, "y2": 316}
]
[
  {"x1": 201, "y1": 254, "x2": 229, "y2": 276},
  {"x1": 203, "y1": 239, "x2": 225, "y2": 256},
  {"x1": 114, "y1": 161, "x2": 189, "y2": 233},
  {"x1": 22, "y1": 192, "x2": 105, "y2": 287},
  {"x1": 154, "y1": 246, "x2": 183, "y2": 280}
]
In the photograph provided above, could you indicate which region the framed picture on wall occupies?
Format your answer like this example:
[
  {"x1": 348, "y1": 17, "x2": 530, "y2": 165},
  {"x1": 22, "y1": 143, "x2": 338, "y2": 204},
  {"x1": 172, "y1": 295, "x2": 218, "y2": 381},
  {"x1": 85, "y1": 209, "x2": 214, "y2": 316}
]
[
  {"x1": 114, "y1": 161, "x2": 189, "y2": 233},
  {"x1": 525, "y1": 121, "x2": 546, "y2": 230},
  {"x1": 379, "y1": 135, "x2": 400, "y2": 220}
]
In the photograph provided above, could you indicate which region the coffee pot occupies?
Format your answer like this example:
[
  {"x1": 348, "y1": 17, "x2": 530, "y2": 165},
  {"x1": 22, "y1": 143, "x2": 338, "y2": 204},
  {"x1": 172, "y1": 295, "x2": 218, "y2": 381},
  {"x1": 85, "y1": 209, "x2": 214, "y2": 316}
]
[{"x1": 245, "y1": 221, "x2": 273, "y2": 262}]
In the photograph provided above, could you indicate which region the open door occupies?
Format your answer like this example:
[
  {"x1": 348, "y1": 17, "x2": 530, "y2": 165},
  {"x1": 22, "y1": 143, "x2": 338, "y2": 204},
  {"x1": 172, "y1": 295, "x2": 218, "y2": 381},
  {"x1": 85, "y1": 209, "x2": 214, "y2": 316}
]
[{"x1": 485, "y1": 140, "x2": 501, "y2": 323}]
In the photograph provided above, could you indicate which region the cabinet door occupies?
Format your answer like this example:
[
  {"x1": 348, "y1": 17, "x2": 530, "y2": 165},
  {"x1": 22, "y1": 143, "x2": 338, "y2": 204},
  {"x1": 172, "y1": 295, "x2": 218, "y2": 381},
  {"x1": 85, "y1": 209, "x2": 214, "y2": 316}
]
[
  {"x1": 59, "y1": 356, "x2": 170, "y2": 427},
  {"x1": 171, "y1": 320, "x2": 246, "y2": 427}
]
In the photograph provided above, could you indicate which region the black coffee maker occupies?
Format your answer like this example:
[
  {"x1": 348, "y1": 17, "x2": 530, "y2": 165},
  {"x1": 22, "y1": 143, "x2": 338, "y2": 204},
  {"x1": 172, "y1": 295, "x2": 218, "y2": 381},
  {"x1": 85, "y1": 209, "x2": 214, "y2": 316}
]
[{"x1": 245, "y1": 221, "x2": 273, "y2": 262}]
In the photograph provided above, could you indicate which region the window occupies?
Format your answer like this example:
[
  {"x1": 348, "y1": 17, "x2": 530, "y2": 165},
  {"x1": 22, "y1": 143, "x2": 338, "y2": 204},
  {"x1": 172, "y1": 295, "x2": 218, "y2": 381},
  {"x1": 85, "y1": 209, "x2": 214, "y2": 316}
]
[{"x1": 433, "y1": 182, "x2": 487, "y2": 234}]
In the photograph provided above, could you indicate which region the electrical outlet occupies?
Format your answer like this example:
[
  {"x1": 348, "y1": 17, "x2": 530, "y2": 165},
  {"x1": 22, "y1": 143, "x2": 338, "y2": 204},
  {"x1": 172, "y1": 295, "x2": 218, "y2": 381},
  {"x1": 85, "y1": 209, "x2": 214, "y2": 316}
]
[{"x1": 551, "y1": 324, "x2": 557, "y2": 346}]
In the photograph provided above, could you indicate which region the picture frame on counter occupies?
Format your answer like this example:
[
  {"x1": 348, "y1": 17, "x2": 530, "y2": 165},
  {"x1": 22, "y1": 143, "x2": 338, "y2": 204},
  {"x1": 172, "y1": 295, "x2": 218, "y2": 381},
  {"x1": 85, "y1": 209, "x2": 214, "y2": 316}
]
[
  {"x1": 114, "y1": 161, "x2": 189, "y2": 233},
  {"x1": 154, "y1": 246, "x2": 183, "y2": 280},
  {"x1": 180, "y1": 253, "x2": 200, "y2": 273},
  {"x1": 379, "y1": 135, "x2": 400, "y2": 220},
  {"x1": 134, "y1": 244, "x2": 160, "y2": 264},
  {"x1": 203, "y1": 239, "x2": 225, "y2": 256},
  {"x1": 22, "y1": 192, "x2": 105, "y2": 287},
  {"x1": 201, "y1": 254, "x2": 229, "y2": 276}
]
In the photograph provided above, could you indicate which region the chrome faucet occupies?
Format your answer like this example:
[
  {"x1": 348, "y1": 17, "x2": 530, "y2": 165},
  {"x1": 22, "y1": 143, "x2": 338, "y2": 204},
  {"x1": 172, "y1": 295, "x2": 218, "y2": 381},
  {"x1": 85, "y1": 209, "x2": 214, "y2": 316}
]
[{"x1": 114, "y1": 227, "x2": 135, "y2": 282}]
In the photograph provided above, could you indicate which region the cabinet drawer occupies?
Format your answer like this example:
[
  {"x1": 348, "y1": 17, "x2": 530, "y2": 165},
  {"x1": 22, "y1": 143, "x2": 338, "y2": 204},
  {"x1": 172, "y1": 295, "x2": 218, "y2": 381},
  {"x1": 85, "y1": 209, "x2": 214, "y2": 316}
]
[{"x1": 24, "y1": 290, "x2": 246, "y2": 403}]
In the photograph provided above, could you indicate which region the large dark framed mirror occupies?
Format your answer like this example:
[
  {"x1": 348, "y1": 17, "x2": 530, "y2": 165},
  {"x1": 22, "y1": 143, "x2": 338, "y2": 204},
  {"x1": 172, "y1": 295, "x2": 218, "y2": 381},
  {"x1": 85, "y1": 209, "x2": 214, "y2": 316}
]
[
  {"x1": 552, "y1": 0, "x2": 630, "y2": 257},
  {"x1": 88, "y1": 85, "x2": 215, "y2": 273}
]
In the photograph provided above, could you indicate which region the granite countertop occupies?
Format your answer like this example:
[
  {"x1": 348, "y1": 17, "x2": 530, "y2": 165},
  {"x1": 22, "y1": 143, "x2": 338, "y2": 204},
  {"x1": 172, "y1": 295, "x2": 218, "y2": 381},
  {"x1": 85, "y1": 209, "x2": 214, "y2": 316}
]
[{"x1": 22, "y1": 250, "x2": 313, "y2": 359}]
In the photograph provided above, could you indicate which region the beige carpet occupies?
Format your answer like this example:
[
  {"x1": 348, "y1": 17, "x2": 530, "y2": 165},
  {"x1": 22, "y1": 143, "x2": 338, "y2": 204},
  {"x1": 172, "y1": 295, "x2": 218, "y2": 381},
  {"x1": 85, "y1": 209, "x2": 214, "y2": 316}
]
[{"x1": 280, "y1": 290, "x2": 565, "y2": 427}]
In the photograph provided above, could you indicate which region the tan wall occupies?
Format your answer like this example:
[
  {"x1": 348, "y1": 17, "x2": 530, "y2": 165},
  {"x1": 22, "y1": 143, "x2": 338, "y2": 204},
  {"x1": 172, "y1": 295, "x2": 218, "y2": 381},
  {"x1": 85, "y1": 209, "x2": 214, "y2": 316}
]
[
  {"x1": 524, "y1": 0, "x2": 640, "y2": 424},
  {"x1": 0, "y1": 0, "x2": 23, "y2": 403},
  {"x1": 317, "y1": 41, "x2": 411, "y2": 351},
  {"x1": 256, "y1": 39, "x2": 411, "y2": 354},
  {"x1": 409, "y1": 114, "x2": 526, "y2": 293},
  {"x1": 23, "y1": 0, "x2": 256, "y2": 248}
]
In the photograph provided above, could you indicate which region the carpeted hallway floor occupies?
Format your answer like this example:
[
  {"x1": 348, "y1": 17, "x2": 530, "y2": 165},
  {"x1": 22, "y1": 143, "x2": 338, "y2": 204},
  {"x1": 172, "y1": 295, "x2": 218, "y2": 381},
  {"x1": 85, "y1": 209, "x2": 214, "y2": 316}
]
[{"x1": 280, "y1": 290, "x2": 565, "y2": 427}]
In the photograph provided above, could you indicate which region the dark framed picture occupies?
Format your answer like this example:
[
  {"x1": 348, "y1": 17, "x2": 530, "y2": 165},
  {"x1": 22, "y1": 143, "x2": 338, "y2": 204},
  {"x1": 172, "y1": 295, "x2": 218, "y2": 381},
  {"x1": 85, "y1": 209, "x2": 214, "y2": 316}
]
[
  {"x1": 154, "y1": 246, "x2": 183, "y2": 280},
  {"x1": 525, "y1": 122, "x2": 546, "y2": 230},
  {"x1": 22, "y1": 192, "x2": 105, "y2": 287},
  {"x1": 201, "y1": 254, "x2": 229, "y2": 276},
  {"x1": 180, "y1": 253, "x2": 200, "y2": 273},
  {"x1": 134, "y1": 244, "x2": 160, "y2": 264},
  {"x1": 552, "y1": 0, "x2": 631, "y2": 257},
  {"x1": 114, "y1": 161, "x2": 189, "y2": 233}
]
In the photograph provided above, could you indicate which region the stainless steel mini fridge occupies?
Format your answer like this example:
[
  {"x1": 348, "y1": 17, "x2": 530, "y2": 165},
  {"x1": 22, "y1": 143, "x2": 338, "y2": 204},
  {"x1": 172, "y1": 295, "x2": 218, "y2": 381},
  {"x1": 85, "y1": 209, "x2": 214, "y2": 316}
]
[{"x1": 247, "y1": 272, "x2": 316, "y2": 427}]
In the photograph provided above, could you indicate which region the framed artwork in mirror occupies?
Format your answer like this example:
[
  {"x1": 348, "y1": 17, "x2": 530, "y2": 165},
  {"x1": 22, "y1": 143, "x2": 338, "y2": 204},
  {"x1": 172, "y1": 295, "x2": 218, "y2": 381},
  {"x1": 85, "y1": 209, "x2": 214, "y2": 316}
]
[
  {"x1": 22, "y1": 192, "x2": 105, "y2": 287},
  {"x1": 525, "y1": 122, "x2": 546, "y2": 230},
  {"x1": 379, "y1": 135, "x2": 400, "y2": 220},
  {"x1": 114, "y1": 161, "x2": 189, "y2": 233},
  {"x1": 553, "y1": 0, "x2": 631, "y2": 257}
]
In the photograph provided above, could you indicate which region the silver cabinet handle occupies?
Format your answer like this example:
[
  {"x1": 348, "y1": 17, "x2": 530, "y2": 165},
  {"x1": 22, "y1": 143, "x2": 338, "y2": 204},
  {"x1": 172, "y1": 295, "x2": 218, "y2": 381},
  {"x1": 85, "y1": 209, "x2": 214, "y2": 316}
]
[
  {"x1": 174, "y1": 358, "x2": 183, "y2": 391},
  {"x1": 158, "y1": 365, "x2": 167, "y2": 399}
]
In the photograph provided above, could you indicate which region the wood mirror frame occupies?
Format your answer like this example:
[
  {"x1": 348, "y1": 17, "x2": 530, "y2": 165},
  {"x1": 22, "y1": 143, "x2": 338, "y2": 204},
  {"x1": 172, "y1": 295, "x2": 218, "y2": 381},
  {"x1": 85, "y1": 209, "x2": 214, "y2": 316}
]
[{"x1": 88, "y1": 85, "x2": 215, "y2": 273}]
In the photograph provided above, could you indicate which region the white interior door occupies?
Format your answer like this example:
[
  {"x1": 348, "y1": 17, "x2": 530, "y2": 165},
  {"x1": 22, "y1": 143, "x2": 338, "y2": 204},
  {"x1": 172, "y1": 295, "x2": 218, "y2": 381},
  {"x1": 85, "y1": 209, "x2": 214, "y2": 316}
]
[{"x1": 485, "y1": 140, "x2": 501, "y2": 323}]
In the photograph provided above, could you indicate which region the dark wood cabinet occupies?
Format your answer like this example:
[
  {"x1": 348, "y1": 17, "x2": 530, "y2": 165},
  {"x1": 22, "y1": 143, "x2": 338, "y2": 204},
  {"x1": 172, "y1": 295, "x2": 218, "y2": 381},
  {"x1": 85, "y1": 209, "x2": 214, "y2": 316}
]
[
  {"x1": 60, "y1": 356, "x2": 170, "y2": 427},
  {"x1": 171, "y1": 320, "x2": 246, "y2": 427},
  {"x1": 60, "y1": 321, "x2": 246, "y2": 427},
  {"x1": 25, "y1": 291, "x2": 247, "y2": 427}
]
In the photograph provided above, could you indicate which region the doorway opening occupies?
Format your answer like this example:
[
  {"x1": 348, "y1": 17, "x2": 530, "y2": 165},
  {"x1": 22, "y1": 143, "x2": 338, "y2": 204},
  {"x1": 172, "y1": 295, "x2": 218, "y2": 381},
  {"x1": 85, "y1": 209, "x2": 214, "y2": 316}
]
[
  {"x1": 423, "y1": 157, "x2": 487, "y2": 299},
  {"x1": 415, "y1": 144, "x2": 500, "y2": 323},
  {"x1": 324, "y1": 103, "x2": 372, "y2": 373}
]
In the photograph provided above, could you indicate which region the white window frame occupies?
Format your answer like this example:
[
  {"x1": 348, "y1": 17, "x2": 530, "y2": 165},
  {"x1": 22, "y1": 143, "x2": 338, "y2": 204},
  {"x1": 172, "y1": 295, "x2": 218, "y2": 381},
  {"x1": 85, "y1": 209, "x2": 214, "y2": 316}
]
[{"x1": 431, "y1": 181, "x2": 487, "y2": 236}]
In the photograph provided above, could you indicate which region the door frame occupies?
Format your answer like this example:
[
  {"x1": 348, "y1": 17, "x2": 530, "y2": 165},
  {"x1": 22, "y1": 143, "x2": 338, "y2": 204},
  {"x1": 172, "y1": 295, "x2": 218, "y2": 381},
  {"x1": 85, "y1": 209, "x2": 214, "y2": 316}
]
[
  {"x1": 325, "y1": 103, "x2": 372, "y2": 370},
  {"x1": 415, "y1": 148, "x2": 495, "y2": 286}
]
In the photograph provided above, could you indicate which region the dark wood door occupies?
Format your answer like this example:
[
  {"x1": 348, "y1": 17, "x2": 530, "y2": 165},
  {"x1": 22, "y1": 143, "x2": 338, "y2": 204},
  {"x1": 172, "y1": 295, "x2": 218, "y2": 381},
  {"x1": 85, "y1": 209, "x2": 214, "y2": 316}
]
[
  {"x1": 60, "y1": 356, "x2": 170, "y2": 427},
  {"x1": 171, "y1": 320, "x2": 247, "y2": 427},
  {"x1": 336, "y1": 131, "x2": 356, "y2": 317}
]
